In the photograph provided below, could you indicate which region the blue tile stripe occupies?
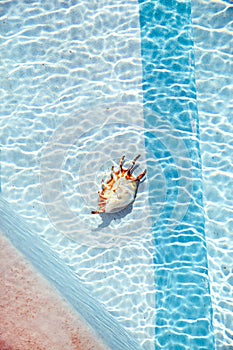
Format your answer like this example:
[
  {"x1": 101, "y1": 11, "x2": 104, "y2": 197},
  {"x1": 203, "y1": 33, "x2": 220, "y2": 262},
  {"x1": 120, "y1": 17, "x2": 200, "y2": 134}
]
[{"x1": 138, "y1": 1, "x2": 215, "y2": 349}]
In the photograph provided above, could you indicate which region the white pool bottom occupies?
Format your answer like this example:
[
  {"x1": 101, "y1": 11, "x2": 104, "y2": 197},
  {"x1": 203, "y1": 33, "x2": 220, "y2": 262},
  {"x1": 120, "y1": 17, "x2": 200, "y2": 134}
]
[{"x1": 0, "y1": 1, "x2": 155, "y2": 348}]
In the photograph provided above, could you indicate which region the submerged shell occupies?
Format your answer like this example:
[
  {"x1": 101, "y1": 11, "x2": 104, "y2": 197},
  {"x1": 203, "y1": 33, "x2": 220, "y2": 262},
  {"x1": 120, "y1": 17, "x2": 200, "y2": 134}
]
[{"x1": 92, "y1": 155, "x2": 146, "y2": 214}]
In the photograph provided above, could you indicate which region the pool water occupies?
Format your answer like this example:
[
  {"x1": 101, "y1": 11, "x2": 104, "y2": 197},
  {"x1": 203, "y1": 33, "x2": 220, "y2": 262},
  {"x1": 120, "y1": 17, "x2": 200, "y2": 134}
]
[
  {"x1": 0, "y1": 0, "x2": 232, "y2": 349},
  {"x1": 191, "y1": 0, "x2": 233, "y2": 348},
  {"x1": 0, "y1": 1, "x2": 155, "y2": 348}
]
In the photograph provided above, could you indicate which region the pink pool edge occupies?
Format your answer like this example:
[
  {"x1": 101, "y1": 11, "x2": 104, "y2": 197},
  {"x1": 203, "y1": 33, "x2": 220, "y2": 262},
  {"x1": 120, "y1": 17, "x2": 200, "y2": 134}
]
[{"x1": 0, "y1": 233, "x2": 108, "y2": 350}]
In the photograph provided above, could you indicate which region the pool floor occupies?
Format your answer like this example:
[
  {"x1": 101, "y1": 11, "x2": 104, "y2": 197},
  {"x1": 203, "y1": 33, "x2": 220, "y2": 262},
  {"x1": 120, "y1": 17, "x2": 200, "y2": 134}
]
[{"x1": 1, "y1": 0, "x2": 232, "y2": 348}]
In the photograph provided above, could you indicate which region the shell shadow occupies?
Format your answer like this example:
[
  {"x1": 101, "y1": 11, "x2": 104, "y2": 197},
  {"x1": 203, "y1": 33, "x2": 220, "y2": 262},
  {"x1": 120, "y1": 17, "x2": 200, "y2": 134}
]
[{"x1": 92, "y1": 203, "x2": 134, "y2": 230}]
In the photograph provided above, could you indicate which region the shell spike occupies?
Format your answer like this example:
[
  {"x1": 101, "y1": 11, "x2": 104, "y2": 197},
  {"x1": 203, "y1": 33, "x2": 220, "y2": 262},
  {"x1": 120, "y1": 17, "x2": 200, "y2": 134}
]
[
  {"x1": 91, "y1": 210, "x2": 103, "y2": 214},
  {"x1": 119, "y1": 155, "x2": 125, "y2": 171},
  {"x1": 127, "y1": 154, "x2": 141, "y2": 174},
  {"x1": 136, "y1": 169, "x2": 146, "y2": 181}
]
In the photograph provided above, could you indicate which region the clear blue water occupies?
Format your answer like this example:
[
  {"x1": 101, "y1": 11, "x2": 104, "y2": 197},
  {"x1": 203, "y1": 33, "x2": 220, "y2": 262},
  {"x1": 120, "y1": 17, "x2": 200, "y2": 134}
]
[
  {"x1": 0, "y1": 0, "x2": 232, "y2": 349},
  {"x1": 139, "y1": 1, "x2": 213, "y2": 348},
  {"x1": 191, "y1": 1, "x2": 233, "y2": 348}
]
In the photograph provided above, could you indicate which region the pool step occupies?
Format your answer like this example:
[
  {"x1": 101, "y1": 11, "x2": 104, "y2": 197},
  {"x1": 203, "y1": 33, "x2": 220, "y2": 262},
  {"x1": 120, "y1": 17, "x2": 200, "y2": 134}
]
[{"x1": 0, "y1": 196, "x2": 143, "y2": 350}]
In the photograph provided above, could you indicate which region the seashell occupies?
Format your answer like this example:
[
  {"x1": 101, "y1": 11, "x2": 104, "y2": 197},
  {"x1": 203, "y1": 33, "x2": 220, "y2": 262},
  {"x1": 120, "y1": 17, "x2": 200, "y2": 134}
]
[{"x1": 92, "y1": 155, "x2": 146, "y2": 214}]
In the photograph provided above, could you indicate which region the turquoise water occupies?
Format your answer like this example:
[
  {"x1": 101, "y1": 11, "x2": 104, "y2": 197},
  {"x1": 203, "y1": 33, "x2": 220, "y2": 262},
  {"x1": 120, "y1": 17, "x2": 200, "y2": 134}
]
[
  {"x1": 0, "y1": 0, "x2": 232, "y2": 349},
  {"x1": 192, "y1": 1, "x2": 233, "y2": 348},
  {"x1": 139, "y1": 1, "x2": 213, "y2": 348},
  {"x1": 0, "y1": 1, "x2": 155, "y2": 349}
]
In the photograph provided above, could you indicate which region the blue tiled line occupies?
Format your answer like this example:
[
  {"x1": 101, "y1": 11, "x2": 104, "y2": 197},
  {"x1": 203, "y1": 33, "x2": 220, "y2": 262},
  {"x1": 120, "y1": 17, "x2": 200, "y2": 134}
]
[
  {"x1": 0, "y1": 196, "x2": 143, "y2": 350},
  {"x1": 138, "y1": 1, "x2": 215, "y2": 349}
]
